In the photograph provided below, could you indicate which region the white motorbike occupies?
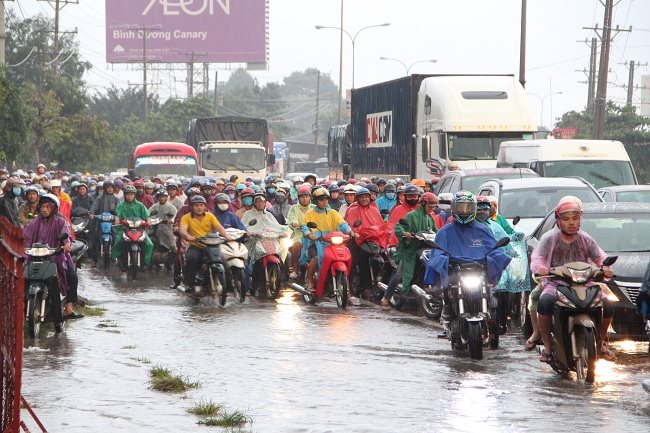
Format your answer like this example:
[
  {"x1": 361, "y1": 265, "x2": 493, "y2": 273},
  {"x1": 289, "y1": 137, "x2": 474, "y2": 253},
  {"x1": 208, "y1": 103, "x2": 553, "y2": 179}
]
[{"x1": 221, "y1": 228, "x2": 249, "y2": 303}]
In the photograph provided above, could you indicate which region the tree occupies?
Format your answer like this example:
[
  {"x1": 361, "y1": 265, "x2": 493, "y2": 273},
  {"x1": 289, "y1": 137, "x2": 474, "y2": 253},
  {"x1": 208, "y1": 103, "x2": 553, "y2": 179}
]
[
  {"x1": 0, "y1": 69, "x2": 30, "y2": 166},
  {"x1": 90, "y1": 86, "x2": 160, "y2": 126}
]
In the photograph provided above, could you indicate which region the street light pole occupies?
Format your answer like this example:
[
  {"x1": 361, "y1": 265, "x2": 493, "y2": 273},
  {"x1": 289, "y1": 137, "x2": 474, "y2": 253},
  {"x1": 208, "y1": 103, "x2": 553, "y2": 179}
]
[
  {"x1": 338, "y1": 0, "x2": 344, "y2": 124},
  {"x1": 528, "y1": 91, "x2": 562, "y2": 127},
  {"x1": 379, "y1": 57, "x2": 437, "y2": 75}
]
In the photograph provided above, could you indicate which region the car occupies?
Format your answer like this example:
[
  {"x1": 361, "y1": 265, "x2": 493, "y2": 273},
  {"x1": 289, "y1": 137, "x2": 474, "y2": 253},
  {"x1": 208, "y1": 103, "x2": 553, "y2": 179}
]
[
  {"x1": 525, "y1": 202, "x2": 650, "y2": 340},
  {"x1": 476, "y1": 177, "x2": 603, "y2": 236},
  {"x1": 598, "y1": 185, "x2": 650, "y2": 203},
  {"x1": 434, "y1": 168, "x2": 539, "y2": 197}
]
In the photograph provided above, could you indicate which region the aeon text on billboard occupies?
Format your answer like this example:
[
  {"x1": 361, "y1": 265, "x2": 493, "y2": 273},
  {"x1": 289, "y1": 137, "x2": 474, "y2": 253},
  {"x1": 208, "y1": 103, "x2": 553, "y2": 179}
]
[
  {"x1": 143, "y1": 0, "x2": 231, "y2": 16},
  {"x1": 366, "y1": 111, "x2": 393, "y2": 148}
]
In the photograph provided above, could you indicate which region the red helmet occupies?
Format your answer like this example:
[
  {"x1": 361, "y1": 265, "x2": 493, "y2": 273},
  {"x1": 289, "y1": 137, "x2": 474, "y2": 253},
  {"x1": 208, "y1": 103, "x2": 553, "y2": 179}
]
[
  {"x1": 241, "y1": 187, "x2": 255, "y2": 198},
  {"x1": 133, "y1": 179, "x2": 145, "y2": 188}
]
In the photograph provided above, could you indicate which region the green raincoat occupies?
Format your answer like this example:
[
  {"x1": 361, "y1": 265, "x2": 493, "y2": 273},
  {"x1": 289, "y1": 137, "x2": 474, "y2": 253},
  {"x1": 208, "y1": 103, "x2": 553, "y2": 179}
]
[
  {"x1": 111, "y1": 199, "x2": 154, "y2": 265},
  {"x1": 394, "y1": 205, "x2": 438, "y2": 293}
]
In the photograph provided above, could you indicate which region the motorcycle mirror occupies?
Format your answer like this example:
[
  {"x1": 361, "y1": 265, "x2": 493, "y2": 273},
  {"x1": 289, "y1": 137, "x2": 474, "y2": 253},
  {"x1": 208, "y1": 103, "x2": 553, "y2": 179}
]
[
  {"x1": 57, "y1": 232, "x2": 69, "y2": 241},
  {"x1": 307, "y1": 222, "x2": 318, "y2": 229},
  {"x1": 248, "y1": 219, "x2": 257, "y2": 226},
  {"x1": 495, "y1": 237, "x2": 510, "y2": 248},
  {"x1": 602, "y1": 256, "x2": 618, "y2": 267},
  {"x1": 512, "y1": 216, "x2": 521, "y2": 226},
  {"x1": 353, "y1": 219, "x2": 362, "y2": 228}
]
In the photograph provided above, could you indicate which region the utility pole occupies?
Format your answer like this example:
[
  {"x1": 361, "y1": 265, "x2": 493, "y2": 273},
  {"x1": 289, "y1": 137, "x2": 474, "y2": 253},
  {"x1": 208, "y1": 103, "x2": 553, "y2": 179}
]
[
  {"x1": 38, "y1": 0, "x2": 79, "y2": 73},
  {"x1": 313, "y1": 70, "x2": 321, "y2": 157},
  {"x1": 620, "y1": 60, "x2": 648, "y2": 106},
  {"x1": 0, "y1": 1, "x2": 7, "y2": 66},
  {"x1": 587, "y1": 37, "x2": 598, "y2": 111},
  {"x1": 585, "y1": 0, "x2": 631, "y2": 139},
  {"x1": 518, "y1": 0, "x2": 527, "y2": 88},
  {"x1": 143, "y1": 29, "x2": 148, "y2": 120}
]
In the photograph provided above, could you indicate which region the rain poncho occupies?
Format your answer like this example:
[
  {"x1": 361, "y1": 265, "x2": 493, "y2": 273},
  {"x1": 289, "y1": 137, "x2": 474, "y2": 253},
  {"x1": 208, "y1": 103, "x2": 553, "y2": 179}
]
[
  {"x1": 344, "y1": 203, "x2": 388, "y2": 248},
  {"x1": 375, "y1": 194, "x2": 397, "y2": 213},
  {"x1": 286, "y1": 203, "x2": 314, "y2": 243},
  {"x1": 301, "y1": 206, "x2": 351, "y2": 267},
  {"x1": 394, "y1": 205, "x2": 439, "y2": 293},
  {"x1": 23, "y1": 213, "x2": 73, "y2": 296},
  {"x1": 111, "y1": 199, "x2": 153, "y2": 265},
  {"x1": 213, "y1": 208, "x2": 246, "y2": 230},
  {"x1": 481, "y1": 220, "x2": 530, "y2": 293},
  {"x1": 148, "y1": 202, "x2": 178, "y2": 252},
  {"x1": 530, "y1": 227, "x2": 606, "y2": 296},
  {"x1": 242, "y1": 208, "x2": 290, "y2": 263},
  {"x1": 424, "y1": 221, "x2": 512, "y2": 288},
  {"x1": 386, "y1": 202, "x2": 419, "y2": 245}
]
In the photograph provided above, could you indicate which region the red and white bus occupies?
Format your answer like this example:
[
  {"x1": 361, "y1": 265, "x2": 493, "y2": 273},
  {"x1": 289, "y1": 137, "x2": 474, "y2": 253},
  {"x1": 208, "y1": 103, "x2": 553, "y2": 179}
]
[{"x1": 129, "y1": 142, "x2": 200, "y2": 179}]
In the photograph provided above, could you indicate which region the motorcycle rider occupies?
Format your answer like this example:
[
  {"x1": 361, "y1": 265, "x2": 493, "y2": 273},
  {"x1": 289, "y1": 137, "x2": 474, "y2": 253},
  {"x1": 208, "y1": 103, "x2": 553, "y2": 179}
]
[
  {"x1": 171, "y1": 187, "x2": 203, "y2": 288},
  {"x1": 327, "y1": 184, "x2": 342, "y2": 211},
  {"x1": 301, "y1": 188, "x2": 356, "y2": 298},
  {"x1": 269, "y1": 187, "x2": 290, "y2": 225},
  {"x1": 287, "y1": 186, "x2": 314, "y2": 279},
  {"x1": 72, "y1": 182, "x2": 93, "y2": 213},
  {"x1": 148, "y1": 189, "x2": 178, "y2": 262},
  {"x1": 487, "y1": 196, "x2": 514, "y2": 235},
  {"x1": 23, "y1": 194, "x2": 83, "y2": 321},
  {"x1": 166, "y1": 180, "x2": 184, "y2": 210},
  {"x1": 227, "y1": 184, "x2": 242, "y2": 213},
  {"x1": 200, "y1": 181, "x2": 216, "y2": 212},
  {"x1": 0, "y1": 177, "x2": 26, "y2": 225},
  {"x1": 88, "y1": 179, "x2": 120, "y2": 264},
  {"x1": 339, "y1": 185, "x2": 357, "y2": 217},
  {"x1": 265, "y1": 181, "x2": 278, "y2": 205},
  {"x1": 381, "y1": 192, "x2": 441, "y2": 310},
  {"x1": 236, "y1": 187, "x2": 255, "y2": 219},
  {"x1": 376, "y1": 178, "x2": 387, "y2": 195},
  {"x1": 386, "y1": 185, "x2": 421, "y2": 245},
  {"x1": 19, "y1": 185, "x2": 40, "y2": 228},
  {"x1": 213, "y1": 193, "x2": 246, "y2": 230},
  {"x1": 424, "y1": 191, "x2": 512, "y2": 319},
  {"x1": 375, "y1": 183, "x2": 397, "y2": 214},
  {"x1": 179, "y1": 195, "x2": 232, "y2": 288},
  {"x1": 111, "y1": 184, "x2": 154, "y2": 269},
  {"x1": 290, "y1": 176, "x2": 304, "y2": 203},
  {"x1": 530, "y1": 196, "x2": 616, "y2": 362}
]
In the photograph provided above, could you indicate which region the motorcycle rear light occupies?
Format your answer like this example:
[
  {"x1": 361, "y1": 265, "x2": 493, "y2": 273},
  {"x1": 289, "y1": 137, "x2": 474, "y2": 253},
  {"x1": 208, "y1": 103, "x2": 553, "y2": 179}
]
[
  {"x1": 330, "y1": 236, "x2": 344, "y2": 245},
  {"x1": 568, "y1": 267, "x2": 590, "y2": 284}
]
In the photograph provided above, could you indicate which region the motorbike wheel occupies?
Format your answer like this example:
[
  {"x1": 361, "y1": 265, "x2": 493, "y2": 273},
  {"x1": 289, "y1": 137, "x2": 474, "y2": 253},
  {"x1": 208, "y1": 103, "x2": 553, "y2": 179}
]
[
  {"x1": 489, "y1": 319, "x2": 500, "y2": 349},
  {"x1": 267, "y1": 263, "x2": 281, "y2": 299},
  {"x1": 520, "y1": 291, "x2": 532, "y2": 339},
  {"x1": 26, "y1": 293, "x2": 43, "y2": 338},
  {"x1": 102, "y1": 241, "x2": 111, "y2": 268},
  {"x1": 468, "y1": 323, "x2": 484, "y2": 360},
  {"x1": 128, "y1": 250, "x2": 138, "y2": 280},
  {"x1": 421, "y1": 295, "x2": 443, "y2": 320},
  {"x1": 210, "y1": 269, "x2": 227, "y2": 306},
  {"x1": 335, "y1": 271, "x2": 349, "y2": 309},
  {"x1": 231, "y1": 268, "x2": 246, "y2": 303},
  {"x1": 575, "y1": 327, "x2": 597, "y2": 383}
]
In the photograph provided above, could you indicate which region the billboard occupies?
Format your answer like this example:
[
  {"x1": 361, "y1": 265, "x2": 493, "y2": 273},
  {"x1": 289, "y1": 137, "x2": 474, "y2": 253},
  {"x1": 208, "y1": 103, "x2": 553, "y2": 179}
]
[{"x1": 105, "y1": 0, "x2": 268, "y2": 65}]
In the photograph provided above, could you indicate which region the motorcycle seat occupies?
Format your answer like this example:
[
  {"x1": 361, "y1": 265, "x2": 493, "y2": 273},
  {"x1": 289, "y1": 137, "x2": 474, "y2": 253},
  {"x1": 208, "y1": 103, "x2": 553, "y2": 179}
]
[
  {"x1": 361, "y1": 241, "x2": 383, "y2": 255},
  {"x1": 71, "y1": 240, "x2": 87, "y2": 255}
]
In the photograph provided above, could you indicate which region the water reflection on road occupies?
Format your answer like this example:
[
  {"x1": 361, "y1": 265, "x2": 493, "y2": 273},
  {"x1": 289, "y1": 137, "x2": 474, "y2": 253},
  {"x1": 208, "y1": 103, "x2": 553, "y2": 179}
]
[{"x1": 20, "y1": 268, "x2": 650, "y2": 433}]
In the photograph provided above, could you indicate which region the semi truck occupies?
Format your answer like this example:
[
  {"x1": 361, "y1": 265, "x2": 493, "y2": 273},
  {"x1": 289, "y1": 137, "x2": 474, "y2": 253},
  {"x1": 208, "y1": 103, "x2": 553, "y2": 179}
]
[
  {"x1": 187, "y1": 116, "x2": 275, "y2": 180},
  {"x1": 347, "y1": 74, "x2": 537, "y2": 179}
]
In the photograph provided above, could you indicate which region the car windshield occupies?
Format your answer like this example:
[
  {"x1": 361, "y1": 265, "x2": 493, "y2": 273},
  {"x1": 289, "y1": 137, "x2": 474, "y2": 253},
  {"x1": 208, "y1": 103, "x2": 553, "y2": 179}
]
[
  {"x1": 615, "y1": 191, "x2": 650, "y2": 203},
  {"x1": 541, "y1": 161, "x2": 636, "y2": 189},
  {"x1": 202, "y1": 147, "x2": 265, "y2": 171},
  {"x1": 463, "y1": 172, "x2": 538, "y2": 194},
  {"x1": 499, "y1": 187, "x2": 600, "y2": 218},
  {"x1": 135, "y1": 155, "x2": 197, "y2": 178},
  {"x1": 581, "y1": 214, "x2": 650, "y2": 252},
  {"x1": 447, "y1": 132, "x2": 533, "y2": 160}
]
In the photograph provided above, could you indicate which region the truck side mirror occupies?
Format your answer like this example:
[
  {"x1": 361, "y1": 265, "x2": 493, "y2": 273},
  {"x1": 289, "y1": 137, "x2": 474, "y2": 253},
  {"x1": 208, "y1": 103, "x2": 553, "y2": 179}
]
[{"x1": 421, "y1": 136, "x2": 430, "y2": 161}]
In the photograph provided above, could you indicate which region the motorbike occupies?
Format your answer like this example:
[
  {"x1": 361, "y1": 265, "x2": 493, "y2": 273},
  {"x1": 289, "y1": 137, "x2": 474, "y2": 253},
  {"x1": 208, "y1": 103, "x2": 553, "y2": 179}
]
[
  {"x1": 147, "y1": 213, "x2": 176, "y2": 269},
  {"x1": 291, "y1": 222, "x2": 352, "y2": 308},
  {"x1": 24, "y1": 233, "x2": 88, "y2": 338},
  {"x1": 350, "y1": 220, "x2": 392, "y2": 301},
  {"x1": 247, "y1": 220, "x2": 286, "y2": 300},
  {"x1": 185, "y1": 233, "x2": 229, "y2": 305},
  {"x1": 71, "y1": 207, "x2": 90, "y2": 243},
  {"x1": 379, "y1": 225, "x2": 442, "y2": 320},
  {"x1": 98, "y1": 212, "x2": 116, "y2": 268},
  {"x1": 120, "y1": 217, "x2": 149, "y2": 281},
  {"x1": 220, "y1": 228, "x2": 249, "y2": 303},
  {"x1": 433, "y1": 236, "x2": 510, "y2": 360},
  {"x1": 537, "y1": 257, "x2": 618, "y2": 383}
]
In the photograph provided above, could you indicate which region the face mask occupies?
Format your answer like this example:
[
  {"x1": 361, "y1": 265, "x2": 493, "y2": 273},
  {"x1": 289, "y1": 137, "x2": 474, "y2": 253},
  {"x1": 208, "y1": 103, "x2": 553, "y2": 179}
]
[
  {"x1": 13, "y1": 188, "x2": 23, "y2": 196},
  {"x1": 406, "y1": 198, "x2": 419, "y2": 206},
  {"x1": 218, "y1": 203, "x2": 229, "y2": 211},
  {"x1": 267, "y1": 188, "x2": 276, "y2": 194},
  {"x1": 227, "y1": 193, "x2": 236, "y2": 200},
  {"x1": 90, "y1": 186, "x2": 96, "y2": 192},
  {"x1": 385, "y1": 192, "x2": 395, "y2": 200},
  {"x1": 242, "y1": 197, "x2": 253, "y2": 206}
]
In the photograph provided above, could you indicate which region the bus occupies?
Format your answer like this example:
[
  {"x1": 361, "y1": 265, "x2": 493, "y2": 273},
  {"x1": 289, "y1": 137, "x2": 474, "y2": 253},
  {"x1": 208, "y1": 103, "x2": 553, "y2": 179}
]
[{"x1": 129, "y1": 142, "x2": 200, "y2": 179}]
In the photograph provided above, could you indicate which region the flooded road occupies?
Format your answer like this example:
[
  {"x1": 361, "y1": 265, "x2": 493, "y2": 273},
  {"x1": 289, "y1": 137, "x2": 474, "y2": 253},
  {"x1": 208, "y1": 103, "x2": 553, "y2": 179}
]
[{"x1": 21, "y1": 267, "x2": 650, "y2": 432}]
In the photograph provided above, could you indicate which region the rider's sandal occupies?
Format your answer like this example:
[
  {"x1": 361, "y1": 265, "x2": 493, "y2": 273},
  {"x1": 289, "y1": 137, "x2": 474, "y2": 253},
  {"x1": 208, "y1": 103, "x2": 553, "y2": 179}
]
[
  {"x1": 600, "y1": 345, "x2": 617, "y2": 361},
  {"x1": 62, "y1": 312, "x2": 84, "y2": 321},
  {"x1": 525, "y1": 338, "x2": 542, "y2": 351},
  {"x1": 380, "y1": 299, "x2": 391, "y2": 311},
  {"x1": 539, "y1": 351, "x2": 553, "y2": 363}
]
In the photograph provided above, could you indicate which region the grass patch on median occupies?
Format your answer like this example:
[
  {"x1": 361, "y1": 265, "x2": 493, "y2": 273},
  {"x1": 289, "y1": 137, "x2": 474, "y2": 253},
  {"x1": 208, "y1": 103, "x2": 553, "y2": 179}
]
[
  {"x1": 187, "y1": 399, "x2": 223, "y2": 416},
  {"x1": 78, "y1": 305, "x2": 106, "y2": 316},
  {"x1": 197, "y1": 409, "x2": 250, "y2": 427},
  {"x1": 148, "y1": 365, "x2": 200, "y2": 393}
]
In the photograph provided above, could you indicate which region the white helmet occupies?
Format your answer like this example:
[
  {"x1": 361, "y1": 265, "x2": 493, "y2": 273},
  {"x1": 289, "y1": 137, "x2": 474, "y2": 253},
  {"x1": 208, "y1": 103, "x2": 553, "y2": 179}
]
[
  {"x1": 39, "y1": 193, "x2": 60, "y2": 209},
  {"x1": 293, "y1": 176, "x2": 304, "y2": 183}
]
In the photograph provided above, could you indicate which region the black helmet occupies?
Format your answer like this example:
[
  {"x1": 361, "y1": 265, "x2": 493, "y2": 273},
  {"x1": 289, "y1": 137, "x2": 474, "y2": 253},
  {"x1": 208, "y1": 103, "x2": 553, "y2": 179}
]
[
  {"x1": 328, "y1": 184, "x2": 340, "y2": 193},
  {"x1": 366, "y1": 184, "x2": 379, "y2": 194},
  {"x1": 376, "y1": 178, "x2": 387, "y2": 186},
  {"x1": 404, "y1": 185, "x2": 420, "y2": 195}
]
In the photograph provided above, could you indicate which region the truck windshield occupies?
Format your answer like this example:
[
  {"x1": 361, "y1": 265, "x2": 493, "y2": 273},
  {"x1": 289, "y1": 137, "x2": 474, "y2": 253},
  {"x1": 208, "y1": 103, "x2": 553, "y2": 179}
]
[
  {"x1": 448, "y1": 132, "x2": 532, "y2": 160},
  {"x1": 541, "y1": 161, "x2": 636, "y2": 189},
  {"x1": 135, "y1": 155, "x2": 198, "y2": 178},
  {"x1": 202, "y1": 147, "x2": 265, "y2": 172}
]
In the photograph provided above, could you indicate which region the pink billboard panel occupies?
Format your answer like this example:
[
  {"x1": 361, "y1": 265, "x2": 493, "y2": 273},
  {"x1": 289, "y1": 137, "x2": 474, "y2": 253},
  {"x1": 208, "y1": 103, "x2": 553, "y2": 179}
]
[{"x1": 106, "y1": 0, "x2": 268, "y2": 64}]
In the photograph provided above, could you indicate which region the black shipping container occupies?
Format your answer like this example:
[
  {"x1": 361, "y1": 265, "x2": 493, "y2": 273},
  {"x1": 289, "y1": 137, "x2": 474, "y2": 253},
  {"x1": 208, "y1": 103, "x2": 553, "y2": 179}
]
[
  {"x1": 350, "y1": 75, "x2": 431, "y2": 178},
  {"x1": 187, "y1": 116, "x2": 269, "y2": 151}
]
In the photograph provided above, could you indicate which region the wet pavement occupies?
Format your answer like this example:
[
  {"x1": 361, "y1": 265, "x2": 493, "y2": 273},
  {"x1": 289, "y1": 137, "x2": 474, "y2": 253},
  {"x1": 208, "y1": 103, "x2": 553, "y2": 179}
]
[{"x1": 20, "y1": 267, "x2": 650, "y2": 433}]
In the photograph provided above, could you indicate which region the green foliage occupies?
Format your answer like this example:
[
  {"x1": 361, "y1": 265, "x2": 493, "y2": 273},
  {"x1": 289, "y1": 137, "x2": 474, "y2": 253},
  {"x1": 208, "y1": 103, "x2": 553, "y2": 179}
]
[
  {"x1": 90, "y1": 86, "x2": 160, "y2": 126},
  {"x1": 197, "y1": 409, "x2": 250, "y2": 427},
  {"x1": 187, "y1": 399, "x2": 223, "y2": 416},
  {"x1": 0, "y1": 70, "x2": 30, "y2": 164},
  {"x1": 148, "y1": 365, "x2": 200, "y2": 393}
]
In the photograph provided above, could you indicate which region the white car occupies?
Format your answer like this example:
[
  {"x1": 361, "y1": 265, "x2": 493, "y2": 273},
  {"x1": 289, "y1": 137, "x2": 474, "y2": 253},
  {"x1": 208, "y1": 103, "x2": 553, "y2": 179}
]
[{"x1": 476, "y1": 177, "x2": 603, "y2": 236}]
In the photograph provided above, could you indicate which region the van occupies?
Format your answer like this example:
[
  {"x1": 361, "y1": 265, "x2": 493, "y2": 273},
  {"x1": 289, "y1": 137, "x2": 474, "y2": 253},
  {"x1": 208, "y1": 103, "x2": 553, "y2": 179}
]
[{"x1": 496, "y1": 139, "x2": 637, "y2": 189}]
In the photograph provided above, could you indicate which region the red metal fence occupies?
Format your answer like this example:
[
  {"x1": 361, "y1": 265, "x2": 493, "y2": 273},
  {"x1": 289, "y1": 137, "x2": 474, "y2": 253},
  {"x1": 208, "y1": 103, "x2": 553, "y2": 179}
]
[{"x1": 0, "y1": 217, "x2": 24, "y2": 433}]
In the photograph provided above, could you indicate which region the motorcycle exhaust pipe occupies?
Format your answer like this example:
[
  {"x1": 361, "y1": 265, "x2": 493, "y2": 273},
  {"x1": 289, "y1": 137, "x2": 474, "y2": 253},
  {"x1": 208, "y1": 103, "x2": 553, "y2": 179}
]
[
  {"x1": 411, "y1": 284, "x2": 432, "y2": 301},
  {"x1": 377, "y1": 282, "x2": 388, "y2": 292},
  {"x1": 290, "y1": 283, "x2": 312, "y2": 296}
]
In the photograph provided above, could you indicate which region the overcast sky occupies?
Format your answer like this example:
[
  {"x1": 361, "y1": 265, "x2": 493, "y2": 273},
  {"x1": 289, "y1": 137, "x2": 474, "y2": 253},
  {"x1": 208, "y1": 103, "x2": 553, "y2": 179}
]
[{"x1": 8, "y1": 0, "x2": 650, "y2": 129}]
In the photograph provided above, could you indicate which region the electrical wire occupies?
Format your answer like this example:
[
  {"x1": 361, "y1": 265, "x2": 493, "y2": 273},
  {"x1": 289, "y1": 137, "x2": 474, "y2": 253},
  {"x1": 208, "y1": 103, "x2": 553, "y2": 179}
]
[{"x1": 7, "y1": 47, "x2": 37, "y2": 67}]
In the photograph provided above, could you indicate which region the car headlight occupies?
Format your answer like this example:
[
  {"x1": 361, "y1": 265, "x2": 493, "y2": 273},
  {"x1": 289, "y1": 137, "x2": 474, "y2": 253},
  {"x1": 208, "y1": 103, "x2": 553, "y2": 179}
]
[
  {"x1": 330, "y1": 236, "x2": 344, "y2": 245},
  {"x1": 461, "y1": 275, "x2": 482, "y2": 291},
  {"x1": 568, "y1": 266, "x2": 591, "y2": 284}
]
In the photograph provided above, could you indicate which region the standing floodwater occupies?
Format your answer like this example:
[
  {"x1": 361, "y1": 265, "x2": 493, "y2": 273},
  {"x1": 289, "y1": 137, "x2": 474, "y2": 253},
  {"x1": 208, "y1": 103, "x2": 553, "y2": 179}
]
[{"x1": 20, "y1": 268, "x2": 650, "y2": 433}]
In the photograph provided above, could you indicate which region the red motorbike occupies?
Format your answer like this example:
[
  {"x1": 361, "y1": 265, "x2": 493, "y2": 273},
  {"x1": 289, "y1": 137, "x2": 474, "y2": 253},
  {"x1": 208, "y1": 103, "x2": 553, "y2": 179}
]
[
  {"x1": 291, "y1": 222, "x2": 352, "y2": 308},
  {"x1": 120, "y1": 217, "x2": 149, "y2": 281}
]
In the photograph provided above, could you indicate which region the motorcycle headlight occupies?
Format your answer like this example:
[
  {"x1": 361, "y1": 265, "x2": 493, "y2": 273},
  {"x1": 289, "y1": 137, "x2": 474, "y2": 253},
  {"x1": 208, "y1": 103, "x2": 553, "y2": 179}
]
[
  {"x1": 281, "y1": 237, "x2": 293, "y2": 249},
  {"x1": 330, "y1": 236, "x2": 344, "y2": 245},
  {"x1": 461, "y1": 275, "x2": 482, "y2": 291},
  {"x1": 568, "y1": 267, "x2": 590, "y2": 284}
]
